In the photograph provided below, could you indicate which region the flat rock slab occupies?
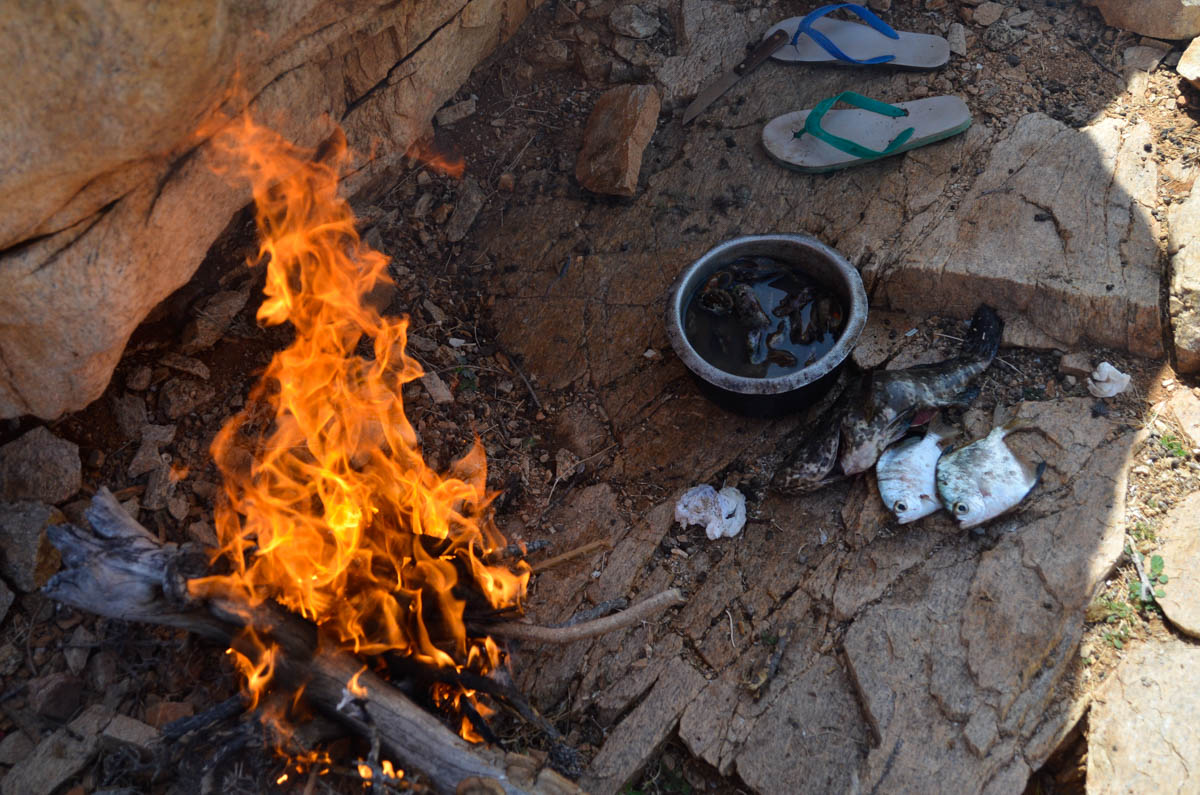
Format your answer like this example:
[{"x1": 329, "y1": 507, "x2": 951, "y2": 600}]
[
  {"x1": 1168, "y1": 183, "x2": 1200, "y2": 372},
  {"x1": 1087, "y1": 640, "x2": 1200, "y2": 793},
  {"x1": 878, "y1": 113, "x2": 1163, "y2": 359},
  {"x1": 1155, "y1": 490, "x2": 1200, "y2": 638}
]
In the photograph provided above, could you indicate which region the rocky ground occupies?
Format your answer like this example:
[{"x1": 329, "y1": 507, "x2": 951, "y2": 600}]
[{"x1": 2, "y1": 0, "x2": 1200, "y2": 793}]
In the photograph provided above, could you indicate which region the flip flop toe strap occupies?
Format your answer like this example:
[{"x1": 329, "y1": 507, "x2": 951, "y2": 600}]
[
  {"x1": 790, "y1": 3, "x2": 899, "y2": 65},
  {"x1": 794, "y1": 91, "x2": 914, "y2": 160}
]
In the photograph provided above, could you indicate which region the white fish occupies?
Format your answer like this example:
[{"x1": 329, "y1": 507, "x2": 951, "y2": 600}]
[
  {"x1": 875, "y1": 414, "x2": 956, "y2": 524},
  {"x1": 935, "y1": 419, "x2": 1046, "y2": 530}
]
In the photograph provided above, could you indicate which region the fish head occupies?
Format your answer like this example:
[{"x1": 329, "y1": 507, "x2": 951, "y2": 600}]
[
  {"x1": 892, "y1": 494, "x2": 940, "y2": 524},
  {"x1": 946, "y1": 494, "x2": 990, "y2": 528}
]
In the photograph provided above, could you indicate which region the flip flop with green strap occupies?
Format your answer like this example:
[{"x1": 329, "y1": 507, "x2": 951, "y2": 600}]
[{"x1": 762, "y1": 91, "x2": 971, "y2": 174}]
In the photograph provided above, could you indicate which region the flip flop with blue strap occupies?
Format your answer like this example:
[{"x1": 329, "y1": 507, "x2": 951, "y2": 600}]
[
  {"x1": 765, "y1": 4, "x2": 949, "y2": 69},
  {"x1": 762, "y1": 91, "x2": 971, "y2": 173}
]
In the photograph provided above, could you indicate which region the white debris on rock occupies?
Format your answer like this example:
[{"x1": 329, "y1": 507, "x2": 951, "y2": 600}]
[
  {"x1": 1087, "y1": 361, "x2": 1131, "y2": 397},
  {"x1": 674, "y1": 485, "x2": 746, "y2": 540}
]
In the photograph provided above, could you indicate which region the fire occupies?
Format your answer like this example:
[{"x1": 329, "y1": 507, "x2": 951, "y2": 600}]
[
  {"x1": 406, "y1": 139, "x2": 465, "y2": 179},
  {"x1": 193, "y1": 115, "x2": 528, "y2": 735}
]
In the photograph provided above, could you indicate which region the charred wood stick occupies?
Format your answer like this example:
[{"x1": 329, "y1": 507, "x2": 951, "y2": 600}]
[
  {"x1": 485, "y1": 589, "x2": 684, "y2": 643},
  {"x1": 43, "y1": 488, "x2": 581, "y2": 795},
  {"x1": 529, "y1": 538, "x2": 611, "y2": 574}
]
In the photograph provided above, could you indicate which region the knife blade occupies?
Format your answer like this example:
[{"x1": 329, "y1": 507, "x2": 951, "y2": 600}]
[{"x1": 682, "y1": 29, "x2": 790, "y2": 125}]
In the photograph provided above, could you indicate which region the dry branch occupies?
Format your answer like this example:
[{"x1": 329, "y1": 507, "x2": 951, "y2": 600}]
[
  {"x1": 486, "y1": 590, "x2": 685, "y2": 643},
  {"x1": 43, "y1": 488, "x2": 581, "y2": 795}
]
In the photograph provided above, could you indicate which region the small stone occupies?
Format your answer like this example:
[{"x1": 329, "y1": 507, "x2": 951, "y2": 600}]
[
  {"x1": 0, "y1": 427, "x2": 81, "y2": 504},
  {"x1": 407, "y1": 333, "x2": 438, "y2": 353},
  {"x1": 29, "y1": 672, "x2": 82, "y2": 722},
  {"x1": 0, "y1": 502, "x2": 64, "y2": 591},
  {"x1": 1124, "y1": 45, "x2": 1166, "y2": 72},
  {"x1": 0, "y1": 724, "x2": 98, "y2": 795},
  {"x1": 167, "y1": 494, "x2": 189, "y2": 521},
  {"x1": 925, "y1": 0, "x2": 947, "y2": 9},
  {"x1": 64, "y1": 625, "x2": 96, "y2": 676},
  {"x1": 127, "y1": 423, "x2": 176, "y2": 478},
  {"x1": 158, "y1": 378, "x2": 215, "y2": 419},
  {"x1": 0, "y1": 730, "x2": 34, "y2": 766},
  {"x1": 1180, "y1": 38, "x2": 1200, "y2": 90},
  {"x1": 1006, "y1": 9, "x2": 1034, "y2": 27},
  {"x1": 530, "y1": 39, "x2": 571, "y2": 67},
  {"x1": 186, "y1": 519, "x2": 218, "y2": 547},
  {"x1": 420, "y1": 372, "x2": 454, "y2": 404},
  {"x1": 125, "y1": 365, "x2": 152, "y2": 391},
  {"x1": 141, "y1": 456, "x2": 174, "y2": 511},
  {"x1": 432, "y1": 202, "x2": 453, "y2": 224},
  {"x1": 947, "y1": 23, "x2": 968, "y2": 56},
  {"x1": 181, "y1": 288, "x2": 250, "y2": 353},
  {"x1": 576, "y1": 85, "x2": 661, "y2": 197},
  {"x1": 1058, "y1": 352, "x2": 1092, "y2": 378},
  {"x1": 982, "y1": 20, "x2": 1027, "y2": 51},
  {"x1": 555, "y1": 448, "x2": 583, "y2": 480},
  {"x1": 867, "y1": 0, "x2": 891, "y2": 10},
  {"x1": 143, "y1": 700, "x2": 193, "y2": 729},
  {"x1": 101, "y1": 714, "x2": 159, "y2": 755},
  {"x1": 554, "y1": 3, "x2": 579, "y2": 25},
  {"x1": 422, "y1": 299, "x2": 447, "y2": 325},
  {"x1": 87, "y1": 650, "x2": 121, "y2": 691},
  {"x1": 158, "y1": 352, "x2": 210, "y2": 380},
  {"x1": 973, "y1": 2, "x2": 1004, "y2": 26},
  {"x1": 435, "y1": 97, "x2": 477, "y2": 127},
  {"x1": 609, "y1": 4, "x2": 659, "y2": 39},
  {"x1": 110, "y1": 391, "x2": 149, "y2": 440},
  {"x1": 498, "y1": 172, "x2": 516, "y2": 192},
  {"x1": 445, "y1": 178, "x2": 485, "y2": 243}
]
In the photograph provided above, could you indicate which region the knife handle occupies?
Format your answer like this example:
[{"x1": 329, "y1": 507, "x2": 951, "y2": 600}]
[{"x1": 734, "y1": 29, "x2": 789, "y2": 76}]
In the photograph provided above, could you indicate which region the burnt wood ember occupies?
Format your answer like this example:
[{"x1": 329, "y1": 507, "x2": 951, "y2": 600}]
[{"x1": 43, "y1": 488, "x2": 583, "y2": 795}]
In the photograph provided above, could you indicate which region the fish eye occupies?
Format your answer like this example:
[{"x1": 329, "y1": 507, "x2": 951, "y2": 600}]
[
  {"x1": 953, "y1": 502, "x2": 969, "y2": 515},
  {"x1": 894, "y1": 501, "x2": 907, "y2": 513}
]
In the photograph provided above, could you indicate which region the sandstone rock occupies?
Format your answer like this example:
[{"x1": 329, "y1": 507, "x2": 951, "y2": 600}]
[
  {"x1": 1179, "y1": 37, "x2": 1200, "y2": 90},
  {"x1": 983, "y1": 21, "x2": 1027, "y2": 51},
  {"x1": 181, "y1": 288, "x2": 250, "y2": 353},
  {"x1": 0, "y1": 0, "x2": 541, "y2": 420},
  {"x1": 1058, "y1": 352, "x2": 1093, "y2": 378},
  {"x1": 948, "y1": 22, "x2": 968, "y2": 56},
  {"x1": 101, "y1": 714, "x2": 159, "y2": 755},
  {"x1": 0, "y1": 730, "x2": 33, "y2": 766},
  {"x1": 973, "y1": 2, "x2": 1004, "y2": 26},
  {"x1": 128, "y1": 423, "x2": 176, "y2": 478},
  {"x1": 1087, "y1": 640, "x2": 1200, "y2": 793},
  {"x1": 0, "y1": 502, "x2": 65, "y2": 591},
  {"x1": 159, "y1": 353, "x2": 210, "y2": 380},
  {"x1": 1123, "y1": 45, "x2": 1166, "y2": 72},
  {"x1": 0, "y1": 427, "x2": 81, "y2": 504},
  {"x1": 1088, "y1": 0, "x2": 1200, "y2": 39},
  {"x1": 435, "y1": 97, "x2": 477, "y2": 127},
  {"x1": 64, "y1": 625, "x2": 98, "y2": 677},
  {"x1": 159, "y1": 377, "x2": 216, "y2": 419},
  {"x1": 879, "y1": 114, "x2": 1162, "y2": 359},
  {"x1": 1155, "y1": 491, "x2": 1200, "y2": 638},
  {"x1": 575, "y1": 85, "x2": 660, "y2": 197},
  {"x1": 1, "y1": 706, "x2": 110, "y2": 795},
  {"x1": 29, "y1": 672, "x2": 82, "y2": 722},
  {"x1": 1168, "y1": 388, "x2": 1200, "y2": 448},
  {"x1": 420, "y1": 372, "x2": 454, "y2": 404},
  {"x1": 125, "y1": 365, "x2": 153, "y2": 391},
  {"x1": 609, "y1": 4, "x2": 659, "y2": 39},
  {"x1": 1169, "y1": 186, "x2": 1200, "y2": 372},
  {"x1": 111, "y1": 392, "x2": 149, "y2": 441},
  {"x1": 446, "y1": 177, "x2": 486, "y2": 243}
]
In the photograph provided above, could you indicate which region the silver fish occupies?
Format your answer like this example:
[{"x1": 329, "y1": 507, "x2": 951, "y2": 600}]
[
  {"x1": 875, "y1": 414, "x2": 956, "y2": 524},
  {"x1": 935, "y1": 419, "x2": 1046, "y2": 530},
  {"x1": 838, "y1": 304, "x2": 1003, "y2": 475}
]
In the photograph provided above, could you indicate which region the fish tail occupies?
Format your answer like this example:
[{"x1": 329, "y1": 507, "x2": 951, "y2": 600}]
[
  {"x1": 960, "y1": 304, "x2": 1003, "y2": 363},
  {"x1": 949, "y1": 385, "x2": 981, "y2": 409}
]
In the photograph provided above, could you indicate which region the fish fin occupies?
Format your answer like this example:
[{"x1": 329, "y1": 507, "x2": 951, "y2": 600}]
[
  {"x1": 927, "y1": 411, "x2": 958, "y2": 444},
  {"x1": 1034, "y1": 460, "x2": 1047, "y2": 484},
  {"x1": 910, "y1": 407, "x2": 938, "y2": 426},
  {"x1": 948, "y1": 385, "x2": 981, "y2": 409},
  {"x1": 1000, "y1": 417, "x2": 1044, "y2": 437},
  {"x1": 960, "y1": 304, "x2": 1003, "y2": 362}
]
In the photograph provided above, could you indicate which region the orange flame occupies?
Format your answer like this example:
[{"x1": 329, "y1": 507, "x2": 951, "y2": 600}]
[
  {"x1": 193, "y1": 115, "x2": 526, "y2": 733},
  {"x1": 406, "y1": 139, "x2": 465, "y2": 179}
]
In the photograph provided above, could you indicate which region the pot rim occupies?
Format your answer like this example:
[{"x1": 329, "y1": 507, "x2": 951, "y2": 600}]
[{"x1": 664, "y1": 234, "x2": 867, "y2": 396}]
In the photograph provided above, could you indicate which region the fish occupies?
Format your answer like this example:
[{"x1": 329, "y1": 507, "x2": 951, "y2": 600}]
[
  {"x1": 772, "y1": 370, "x2": 856, "y2": 494},
  {"x1": 875, "y1": 413, "x2": 957, "y2": 524},
  {"x1": 934, "y1": 418, "x2": 1046, "y2": 530},
  {"x1": 838, "y1": 304, "x2": 1003, "y2": 475},
  {"x1": 731, "y1": 284, "x2": 771, "y2": 365}
]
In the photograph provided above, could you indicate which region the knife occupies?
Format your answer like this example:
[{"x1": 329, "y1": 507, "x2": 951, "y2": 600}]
[{"x1": 682, "y1": 29, "x2": 790, "y2": 125}]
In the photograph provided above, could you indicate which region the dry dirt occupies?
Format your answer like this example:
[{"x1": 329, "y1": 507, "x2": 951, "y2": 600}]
[{"x1": 3, "y1": 1, "x2": 1200, "y2": 794}]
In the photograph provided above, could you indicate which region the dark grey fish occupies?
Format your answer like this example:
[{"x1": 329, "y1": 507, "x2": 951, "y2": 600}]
[
  {"x1": 731, "y1": 284, "x2": 771, "y2": 365},
  {"x1": 773, "y1": 285, "x2": 815, "y2": 318},
  {"x1": 838, "y1": 305, "x2": 1003, "y2": 475}
]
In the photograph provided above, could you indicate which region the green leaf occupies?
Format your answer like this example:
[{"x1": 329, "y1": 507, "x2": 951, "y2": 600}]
[
  {"x1": 1113, "y1": 637, "x2": 1124, "y2": 649},
  {"x1": 1150, "y1": 555, "x2": 1164, "y2": 577},
  {"x1": 1156, "y1": 588, "x2": 1166, "y2": 599},
  {"x1": 1159, "y1": 574, "x2": 1169, "y2": 584}
]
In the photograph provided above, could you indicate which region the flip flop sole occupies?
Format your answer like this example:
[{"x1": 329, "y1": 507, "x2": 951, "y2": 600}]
[
  {"x1": 766, "y1": 17, "x2": 949, "y2": 69},
  {"x1": 762, "y1": 96, "x2": 971, "y2": 174}
]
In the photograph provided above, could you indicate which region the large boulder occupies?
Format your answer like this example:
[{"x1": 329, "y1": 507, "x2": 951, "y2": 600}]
[
  {"x1": 0, "y1": 0, "x2": 541, "y2": 419},
  {"x1": 1086, "y1": 0, "x2": 1200, "y2": 40}
]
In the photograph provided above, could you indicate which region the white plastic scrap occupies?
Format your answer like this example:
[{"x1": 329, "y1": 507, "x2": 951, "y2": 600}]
[
  {"x1": 674, "y1": 485, "x2": 747, "y2": 540},
  {"x1": 1087, "y1": 361, "x2": 1131, "y2": 398}
]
